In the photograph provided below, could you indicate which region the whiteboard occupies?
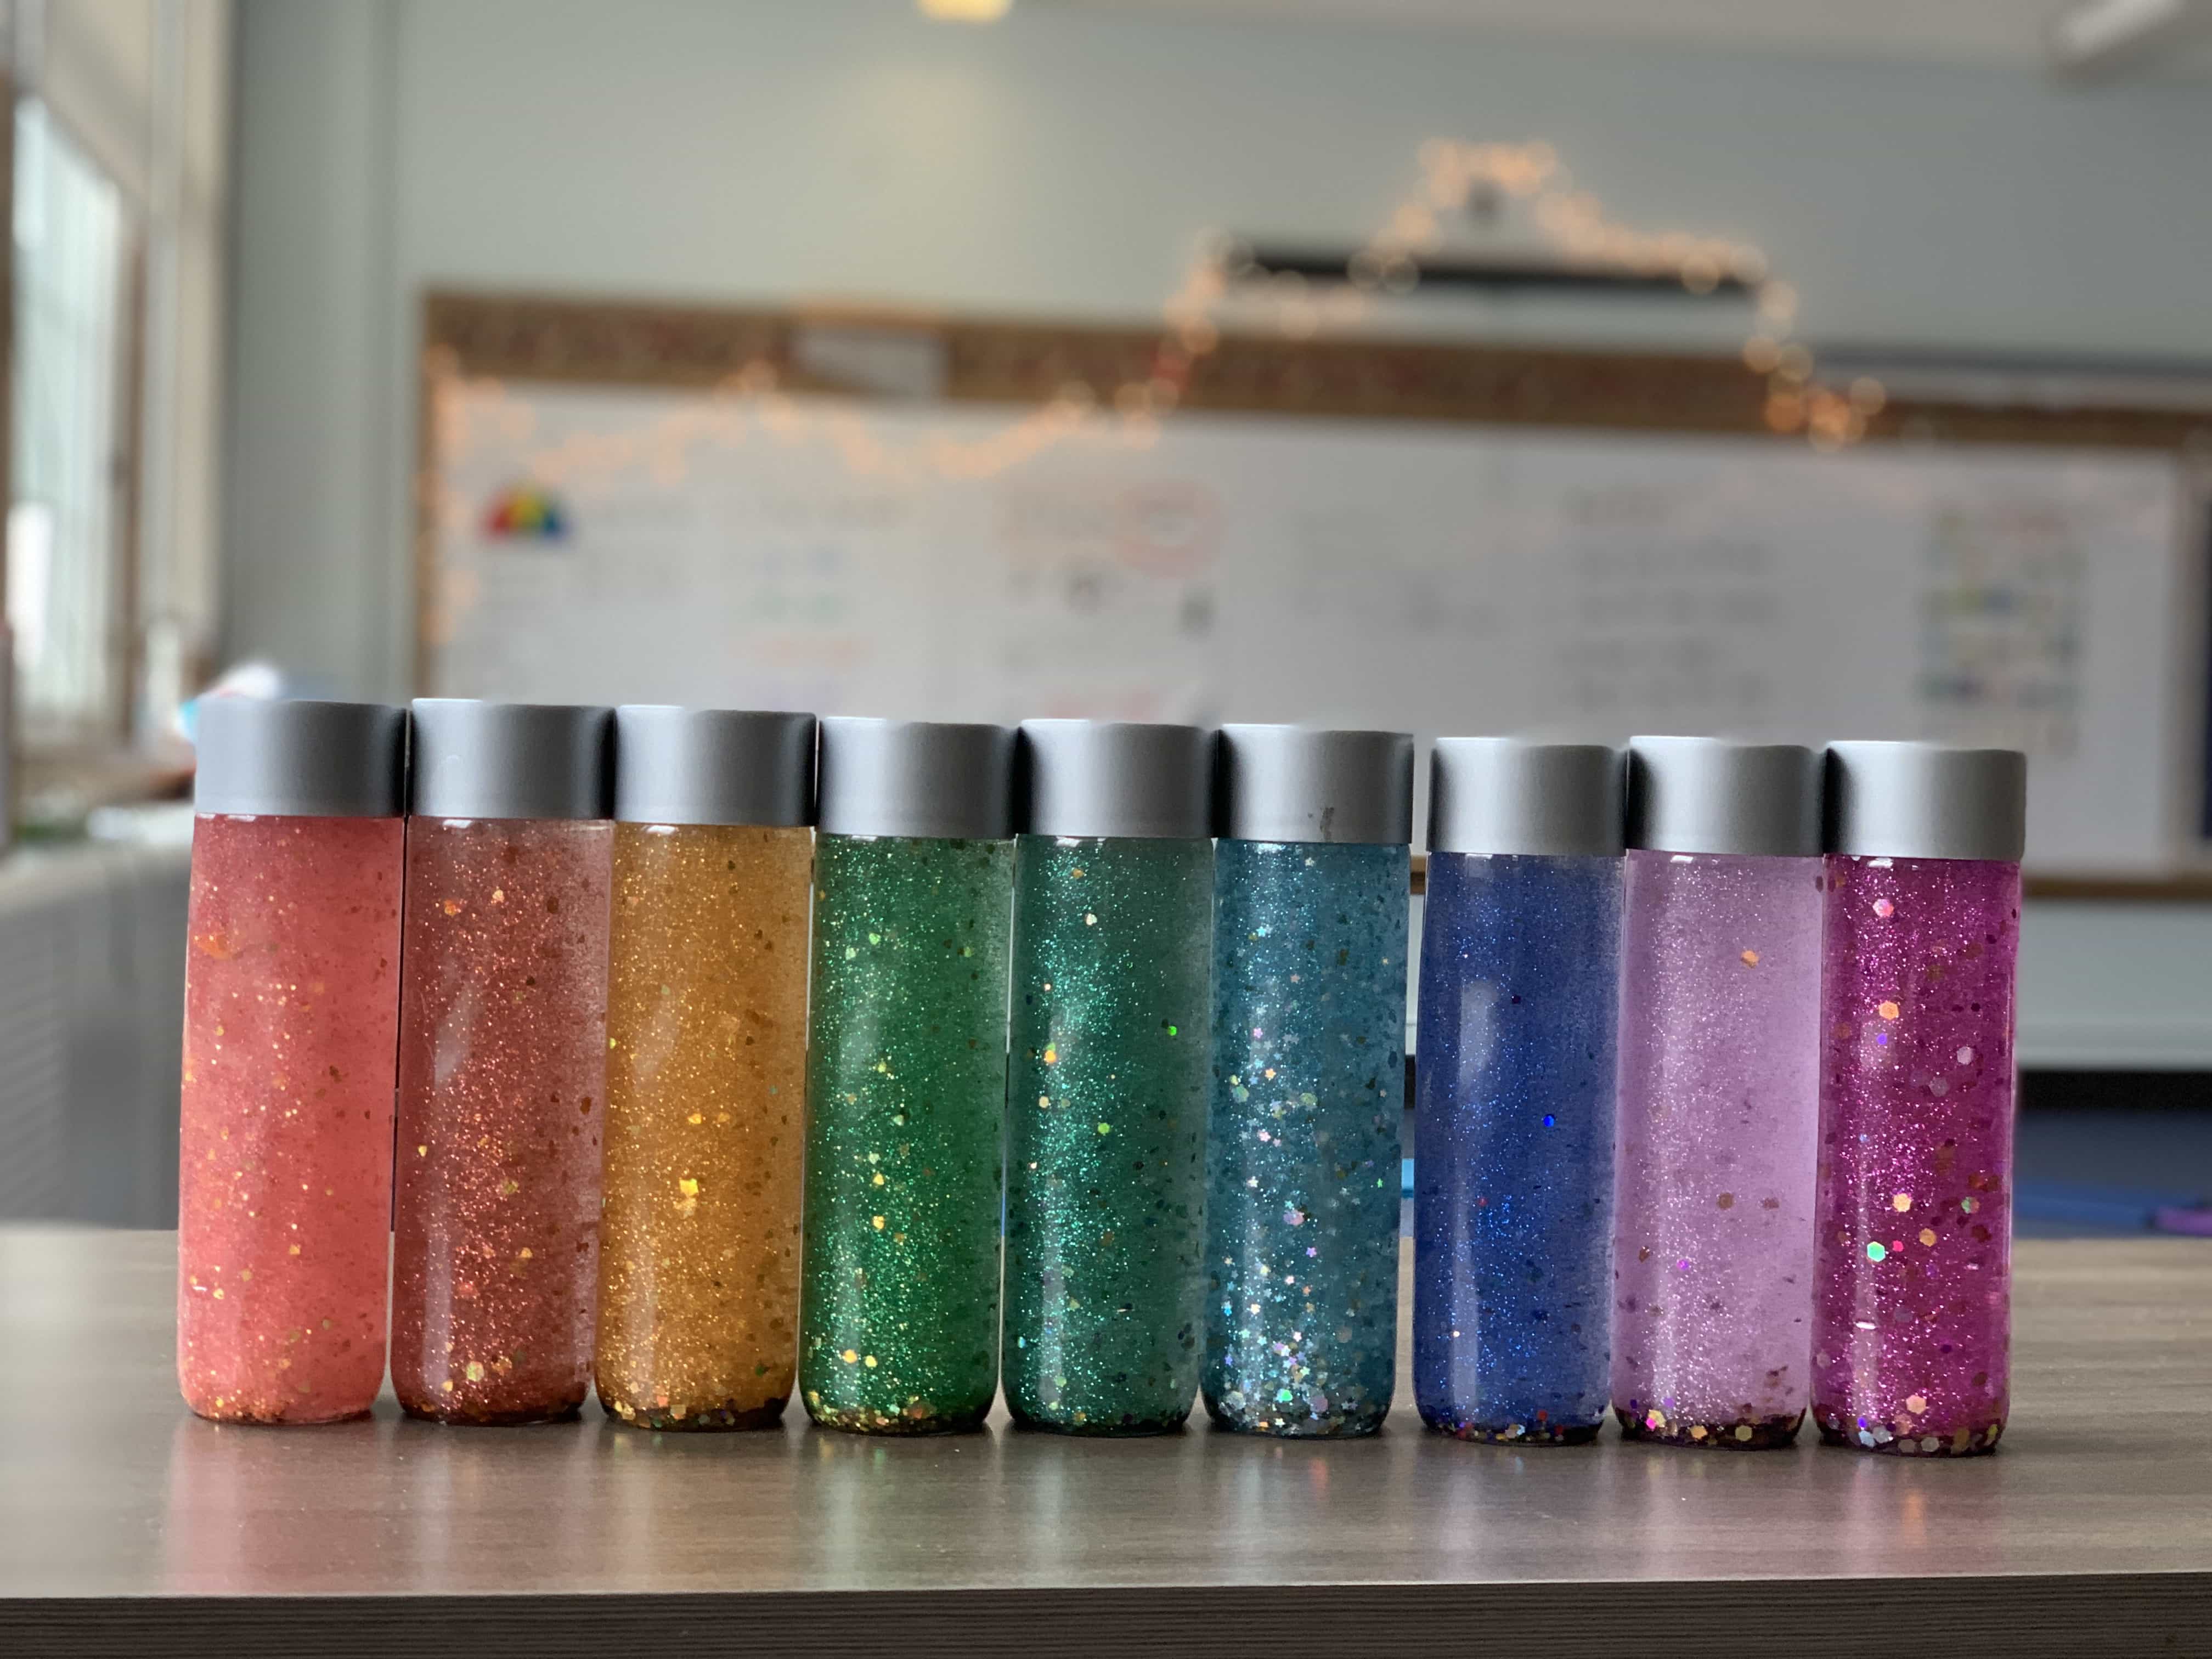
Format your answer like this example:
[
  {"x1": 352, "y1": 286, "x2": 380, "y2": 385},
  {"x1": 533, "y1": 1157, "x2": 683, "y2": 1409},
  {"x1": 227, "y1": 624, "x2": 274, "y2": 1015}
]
[{"x1": 425, "y1": 379, "x2": 2191, "y2": 872}]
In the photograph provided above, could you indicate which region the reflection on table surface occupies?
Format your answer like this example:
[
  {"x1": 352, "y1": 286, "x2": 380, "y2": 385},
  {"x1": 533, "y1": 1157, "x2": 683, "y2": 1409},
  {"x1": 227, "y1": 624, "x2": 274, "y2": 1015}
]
[{"x1": 4, "y1": 1227, "x2": 2210, "y2": 1599}]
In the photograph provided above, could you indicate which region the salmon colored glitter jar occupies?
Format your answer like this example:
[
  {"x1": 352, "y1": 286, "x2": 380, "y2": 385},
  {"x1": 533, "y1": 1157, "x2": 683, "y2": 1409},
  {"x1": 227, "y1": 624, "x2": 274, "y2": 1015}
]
[
  {"x1": 595, "y1": 707, "x2": 817, "y2": 1431},
  {"x1": 392, "y1": 701, "x2": 614, "y2": 1425},
  {"x1": 177, "y1": 699, "x2": 407, "y2": 1424}
]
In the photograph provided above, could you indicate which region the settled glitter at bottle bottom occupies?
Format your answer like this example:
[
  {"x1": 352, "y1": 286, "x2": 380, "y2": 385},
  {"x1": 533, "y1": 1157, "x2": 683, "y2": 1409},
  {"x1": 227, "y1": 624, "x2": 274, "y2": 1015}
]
[
  {"x1": 806, "y1": 1395, "x2": 991, "y2": 1437},
  {"x1": 604, "y1": 1395, "x2": 788, "y2": 1432},
  {"x1": 402, "y1": 1392, "x2": 589, "y2": 1429},
  {"x1": 1008, "y1": 1400, "x2": 1192, "y2": 1438},
  {"x1": 1615, "y1": 1402, "x2": 1803, "y2": 1450},
  {"x1": 1815, "y1": 1409, "x2": 2004, "y2": 1458},
  {"x1": 1425, "y1": 1413, "x2": 1601, "y2": 1447},
  {"x1": 1205, "y1": 1396, "x2": 1386, "y2": 1440}
]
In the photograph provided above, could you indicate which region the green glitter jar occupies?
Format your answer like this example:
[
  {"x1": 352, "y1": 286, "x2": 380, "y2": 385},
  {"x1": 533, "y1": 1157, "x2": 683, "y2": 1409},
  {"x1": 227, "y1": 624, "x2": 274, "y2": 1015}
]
[
  {"x1": 799, "y1": 720, "x2": 1015, "y2": 1435},
  {"x1": 1003, "y1": 720, "x2": 1215, "y2": 1435}
]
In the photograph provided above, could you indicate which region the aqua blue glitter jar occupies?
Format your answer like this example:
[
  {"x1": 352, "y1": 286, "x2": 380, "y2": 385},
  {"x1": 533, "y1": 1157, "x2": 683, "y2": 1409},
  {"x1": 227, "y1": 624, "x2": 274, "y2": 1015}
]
[
  {"x1": 1203, "y1": 725, "x2": 1413, "y2": 1437},
  {"x1": 1413, "y1": 738, "x2": 1623, "y2": 1444}
]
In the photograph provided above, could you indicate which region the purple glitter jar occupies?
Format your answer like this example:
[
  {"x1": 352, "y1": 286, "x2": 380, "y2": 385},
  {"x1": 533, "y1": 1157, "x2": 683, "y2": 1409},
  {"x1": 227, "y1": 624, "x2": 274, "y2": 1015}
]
[
  {"x1": 1611, "y1": 738, "x2": 1825, "y2": 1450},
  {"x1": 1812, "y1": 742, "x2": 2026, "y2": 1458}
]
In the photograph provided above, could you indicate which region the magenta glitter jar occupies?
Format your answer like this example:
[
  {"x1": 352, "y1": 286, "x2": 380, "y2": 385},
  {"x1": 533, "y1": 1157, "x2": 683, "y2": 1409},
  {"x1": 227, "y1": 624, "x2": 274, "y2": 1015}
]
[
  {"x1": 1612, "y1": 737, "x2": 1824, "y2": 1450},
  {"x1": 1812, "y1": 742, "x2": 2025, "y2": 1458}
]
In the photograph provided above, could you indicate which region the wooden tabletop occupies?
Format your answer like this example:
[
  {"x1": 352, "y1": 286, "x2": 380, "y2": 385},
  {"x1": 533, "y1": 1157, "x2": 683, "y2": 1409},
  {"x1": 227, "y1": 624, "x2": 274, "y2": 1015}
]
[{"x1": 5, "y1": 1227, "x2": 2211, "y2": 1657}]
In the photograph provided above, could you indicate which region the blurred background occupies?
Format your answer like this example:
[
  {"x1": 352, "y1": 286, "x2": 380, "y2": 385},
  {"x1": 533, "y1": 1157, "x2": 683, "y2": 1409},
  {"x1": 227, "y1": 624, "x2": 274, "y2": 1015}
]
[{"x1": 1, "y1": 0, "x2": 2208, "y2": 1231}]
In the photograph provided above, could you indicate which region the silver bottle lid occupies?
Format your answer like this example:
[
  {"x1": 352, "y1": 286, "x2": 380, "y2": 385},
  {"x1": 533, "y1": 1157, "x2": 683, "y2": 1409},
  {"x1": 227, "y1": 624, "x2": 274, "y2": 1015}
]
[
  {"x1": 410, "y1": 699, "x2": 612, "y2": 821},
  {"x1": 1825, "y1": 741, "x2": 2027, "y2": 862},
  {"x1": 1429, "y1": 737, "x2": 1623, "y2": 857},
  {"x1": 1015, "y1": 719, "x2": 1212, "y2": 840},
  {"x1": 817, "y1": 717, "x2": 1014, "y2": 839},
  {"x1": 194, "y1": 698, "x2": 407, "y2": 818},
  {"x1": 612, "y1": 706, "x2": 816, "y2": 827},
  {"x1": 1215, "y1": 724, "x2": 1412, "y2": 845},
  {"x1": 1627, "y1": 735, "x2": 1821, "y2": 857}
]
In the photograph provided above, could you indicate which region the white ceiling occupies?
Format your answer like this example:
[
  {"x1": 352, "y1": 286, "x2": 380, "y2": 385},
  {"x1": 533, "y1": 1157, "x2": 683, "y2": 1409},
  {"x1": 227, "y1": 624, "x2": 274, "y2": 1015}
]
[{"x1": 1037, "y1": 1, "x2": 2211, "y2": 75}]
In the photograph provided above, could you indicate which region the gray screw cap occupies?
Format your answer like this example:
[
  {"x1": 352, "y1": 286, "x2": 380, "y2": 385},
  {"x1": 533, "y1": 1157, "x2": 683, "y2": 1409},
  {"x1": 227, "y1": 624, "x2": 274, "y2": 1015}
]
[
  {"x1": 1627, "y1": 736, "x2": 1821, "y2": 857},
  {"x1": 194, "y1": 698, "x2": 407, "y2": 818},
  {"x1": 1015, "y1": 720, "x2": 1212, "y2": 840},
  {"x1": 817, "y1": 718, "x2": 1014, "y2": 839},
  {"x1": 1430, "y1": 738, "x2": 1623, "y2": 856},
  {"x1": 410, "y1": 699, "x2": 612, "y2": 821},
  {"x1": 1825, "y1": 741, "x2": 2026, "y2": 862},
  {"x1": 1216, "y1": 724, "x2": 1412, "y2": 845},
  {"x1": 613, "y1": 706, "x2": 816, "y2": 827}
]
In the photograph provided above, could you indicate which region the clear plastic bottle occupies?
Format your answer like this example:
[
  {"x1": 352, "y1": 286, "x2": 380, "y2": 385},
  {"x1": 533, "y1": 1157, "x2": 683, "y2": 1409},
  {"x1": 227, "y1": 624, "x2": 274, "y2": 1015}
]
[
  {"x1": 1003, "y1": 720, "x2": 1215, "y2": 1435},
  {"x1": 1413, "y1": 740, "x2": 1622, "y2": 1444},
  {"x1": 1611, "y1": 737, "x2": 1824, "y2": 1449},
  {"x1": 177, "y1": 699, "x2": 407, "y2": 1423},
  {"x1": 595, "y1": 706, "x2": 817, "y2": 1429},
  {"x1": 1812, "y1": 742, "x2": 2025, "y2": 1457},
  {"x1": 392, "y1": 700, "x2": 613, "y2": 1424},
  {"x1": 799, "y1": 719, "x2": 1015, "y2": 1434},
  {"x1": 1203, "y1": 725, "x2": 1412, "y2": 1438}
]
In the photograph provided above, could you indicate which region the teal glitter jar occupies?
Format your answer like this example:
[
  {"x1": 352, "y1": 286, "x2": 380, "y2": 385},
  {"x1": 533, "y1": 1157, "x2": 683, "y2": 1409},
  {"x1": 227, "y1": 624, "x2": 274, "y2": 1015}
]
[
  {"x1": 1203, "y1": 726, "x2": 1413, "y2": 1437},
  {"x1": 1003, "y1": 720, "x2": 1216, "y2": 1435}
]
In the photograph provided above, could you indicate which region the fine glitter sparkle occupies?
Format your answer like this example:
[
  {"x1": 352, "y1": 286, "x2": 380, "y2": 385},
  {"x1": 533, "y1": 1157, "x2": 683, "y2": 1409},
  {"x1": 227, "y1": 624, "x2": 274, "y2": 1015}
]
[
  {"x1": 392, "y1": 817, "x2": 612, "y2": 1424},
  {"x1": 800, "y1": 834, "x2": 1014, "y2": 1435},
  {"x1": 177, "y1": 814, "x2": 404, "y2": 1424},
  {"x1": 595, "y1": 822, "x2": 812, "y2": 1430},
  {"x1": 1004, "y1": 834, "x2": 1212, "y2": 1435},
  {"x1": 1204, "y1": 839, "x2": 1406, "y2": 1438},
  {"x1": 1612, "y1": 850, "x2": 1822, "y2": 1449},
  {"x1": 1413, "y1": 853, "x2": 1621, "y2": 1444},
  {"x1": 1813, "y1": 855, "x2": 2018, "y2": 1457}
]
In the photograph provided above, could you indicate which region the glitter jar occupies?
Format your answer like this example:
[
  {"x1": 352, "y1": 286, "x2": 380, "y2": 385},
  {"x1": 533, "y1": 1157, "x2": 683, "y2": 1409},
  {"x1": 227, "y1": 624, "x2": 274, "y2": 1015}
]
[
  {"x1": 1413, "y1": 740, "x2": 1623, "y2": 1445},
  {"x1": 1812, "y1": 742, "x2": 2025, "y2": 1457},
  {"x1": 594, "y1": 706, "x2": 817, "y2": 1430},
  {"x1": 799, "y1": 719, "x2": 1015, "y2": 1435},
  {"x1": 177, "y1": 699, "x2": 407, "y2": 1424},
  {"x1": 1202, "y1": 725, "x2": 1412, "y2": 1438},
  {"x1": 392, "y1": 700, "x2": 614, "y2": 1425},
  {"x1": 1611, "y1": 737, "x2": 1824, "y2": 1449},
  {"x1": 1003, "y1": 720, "x2": 1215, "y2": 1435}
]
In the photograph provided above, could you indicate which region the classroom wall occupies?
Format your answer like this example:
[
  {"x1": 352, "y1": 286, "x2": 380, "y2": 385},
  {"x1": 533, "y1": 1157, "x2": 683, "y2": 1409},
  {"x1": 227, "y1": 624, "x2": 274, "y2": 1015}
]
[{"x1": 222, "y1": 0, "x2": 2212, "y2": 1071}]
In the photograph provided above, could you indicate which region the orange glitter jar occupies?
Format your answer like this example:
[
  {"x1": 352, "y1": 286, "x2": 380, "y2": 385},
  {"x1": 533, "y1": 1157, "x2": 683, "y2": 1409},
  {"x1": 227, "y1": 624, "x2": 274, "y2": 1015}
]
[{"x1": 595, "y1": 707, "x2": 817, "y2": 1430}]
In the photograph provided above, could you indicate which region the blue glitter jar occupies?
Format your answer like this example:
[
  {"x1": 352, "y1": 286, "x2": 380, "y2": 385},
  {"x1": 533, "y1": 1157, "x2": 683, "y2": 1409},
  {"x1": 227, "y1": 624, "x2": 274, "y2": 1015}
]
[
  {"x1": 1413, "y1": 739, "x2": 1623, "y2": 1444},
  {"x1": 1203, "y1": 726, "x2": 1414, "y2": 1437}
]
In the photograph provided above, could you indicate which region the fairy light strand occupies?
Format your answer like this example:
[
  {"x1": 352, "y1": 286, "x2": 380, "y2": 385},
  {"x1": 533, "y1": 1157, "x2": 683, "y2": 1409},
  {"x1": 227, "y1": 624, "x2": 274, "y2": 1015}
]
[{"x1": 429, "y1": 138, "x2": 1880, "y2": 527}]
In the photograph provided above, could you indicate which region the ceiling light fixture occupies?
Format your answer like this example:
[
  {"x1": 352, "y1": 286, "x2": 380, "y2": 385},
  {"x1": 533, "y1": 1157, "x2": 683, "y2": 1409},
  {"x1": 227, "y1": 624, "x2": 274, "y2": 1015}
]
[{"x1": 918, "y1": 0, "x2": 1012, "y2": 21}]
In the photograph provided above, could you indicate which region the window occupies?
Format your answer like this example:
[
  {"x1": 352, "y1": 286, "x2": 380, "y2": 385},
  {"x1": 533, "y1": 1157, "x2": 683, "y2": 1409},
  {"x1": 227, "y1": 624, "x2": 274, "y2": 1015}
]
[{"x1": 8, "y1": 97, "x2": 131, "y2": 748}]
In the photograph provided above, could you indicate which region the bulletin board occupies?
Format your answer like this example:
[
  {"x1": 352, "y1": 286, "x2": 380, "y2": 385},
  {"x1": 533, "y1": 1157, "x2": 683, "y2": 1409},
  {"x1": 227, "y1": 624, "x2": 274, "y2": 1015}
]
[{"x1": 416, "y1": 293, "x2": 2212, "y2": 879}]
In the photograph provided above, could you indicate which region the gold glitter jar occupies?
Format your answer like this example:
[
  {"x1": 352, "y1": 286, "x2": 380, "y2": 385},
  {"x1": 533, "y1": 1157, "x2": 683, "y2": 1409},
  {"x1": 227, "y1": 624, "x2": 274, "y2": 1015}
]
[{"x1": 595, "y1": 707, "x2": 817, "y2": 1430}]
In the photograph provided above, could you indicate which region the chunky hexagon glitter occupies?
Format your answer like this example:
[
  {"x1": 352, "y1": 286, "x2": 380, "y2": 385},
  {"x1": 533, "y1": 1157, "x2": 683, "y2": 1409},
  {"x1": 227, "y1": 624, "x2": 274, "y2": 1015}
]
[
  {"x1": 1813, "y1": 855, "x2": 2018, "y2": 1457},
  {"x1": 1204, "y1": 839, "x2": 1406, "y2": 1438}
]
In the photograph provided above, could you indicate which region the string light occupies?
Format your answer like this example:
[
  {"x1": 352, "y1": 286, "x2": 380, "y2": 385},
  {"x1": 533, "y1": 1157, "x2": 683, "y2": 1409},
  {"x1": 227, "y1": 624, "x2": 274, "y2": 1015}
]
[{"x1": 427, "y1": 137, "x2": 1881, "y2": 527}]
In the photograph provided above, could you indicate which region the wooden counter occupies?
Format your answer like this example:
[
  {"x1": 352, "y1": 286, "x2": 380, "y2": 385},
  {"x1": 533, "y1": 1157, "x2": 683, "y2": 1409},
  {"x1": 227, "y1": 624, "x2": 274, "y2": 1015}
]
[{"x1": 4, "y1": 1227, "x2": 2209, "y2": 1655}]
